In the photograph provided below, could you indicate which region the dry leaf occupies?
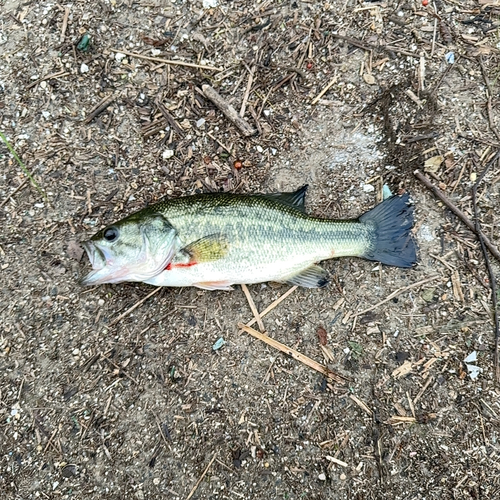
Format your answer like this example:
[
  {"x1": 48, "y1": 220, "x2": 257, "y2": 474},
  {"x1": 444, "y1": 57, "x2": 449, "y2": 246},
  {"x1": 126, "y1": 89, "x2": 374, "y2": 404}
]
[
  {"x1": 424, "y1": 155, "x2": 444, "y2": 173},
  {"x1": 317, "y1": 326, "x2": 328, "y2": 346},
  {"x1": 363, "y1": 73, "x2": 376, "y2": 85},
  {"x1": 392, "y1": 360, "x2": 413, "y2": 378}
]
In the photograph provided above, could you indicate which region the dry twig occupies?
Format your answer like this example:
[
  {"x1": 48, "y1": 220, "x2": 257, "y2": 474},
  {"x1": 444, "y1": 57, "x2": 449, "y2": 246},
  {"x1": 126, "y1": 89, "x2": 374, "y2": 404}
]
[
  {"x1": 239, "y1": 324, "x2": 348, "y2": 385},
  {"x1": 202, "y1": 84, "x2": 257, "y2": 137},
  {"x1": 185, "y1": 452, "x2": 218, "y2": 500},
  {"x1": 353, "y1": 276, "x2": 440, "y2": 317},
  {"x1": 471, "y1": 151, "x2": 500, "y2": 382},
  {"x1": 245, "y1": 286, "x2": 298, "y2": 328},
  {"x1": 83, "y1": 94, "x2": 116, "y2": 124},
  {"x1": 414, "y1": 169, "x2": 500, "y2": 263},
  {"x1": 108, "y1": 287, "x2": 162, "y2": 326},
  {"x1": 110, "y1": 48, "x2": 222, "y2": 71},
  {"x1": 241, "y1": 284, "x2": 265, "y2": 332}
]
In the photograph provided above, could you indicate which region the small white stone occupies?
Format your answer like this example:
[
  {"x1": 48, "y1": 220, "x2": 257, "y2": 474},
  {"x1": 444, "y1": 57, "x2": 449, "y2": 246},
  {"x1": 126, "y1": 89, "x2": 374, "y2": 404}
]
[
  {"x1": 196, "y1": 118, "x2": 206, "y2": 128},
  {"x1": 318, "y1": 473, "x2": 326, "y2": 481},
  {"x1": 203, "y1": 0, "x2": 218, "y2": 7},
  {"x1": 115, "y1": 52, "x2": 126, "y2": 63},
  {"x1": 256, "y1": 145, "x2": 264, "y2": 153},
  {"x1": 362, "y1": 184, "x2": 375, "y2": 193},
  {"x1": 80, "y1": 63, "x2": 89, "y2": 73},
  {"x1": 162, "y1": 149, "x2": 174, "y2": 159},
  {"x1": 42, "y1": 111, "x2": 50, "y2": 119},
  {"x1": 151, "y1": 49, "x2": 161, "y2": 57}
]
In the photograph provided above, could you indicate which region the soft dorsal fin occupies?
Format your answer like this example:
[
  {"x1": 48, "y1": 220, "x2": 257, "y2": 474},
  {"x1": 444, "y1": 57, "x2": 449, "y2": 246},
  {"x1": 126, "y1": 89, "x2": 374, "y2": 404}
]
[
  {"x1": 182, "y1": 233, "x2": 229, "y2": 263},
  {"x1": 259, "y1": 185, "x2": 308, "y2": 212},
  {"x1": 284, "y1": 264, "x2": 329, "y2": 288}
]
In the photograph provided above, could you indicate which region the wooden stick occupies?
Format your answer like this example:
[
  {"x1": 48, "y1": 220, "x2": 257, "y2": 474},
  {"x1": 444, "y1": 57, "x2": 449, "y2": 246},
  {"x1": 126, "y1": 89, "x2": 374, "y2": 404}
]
[
  {"x1": 311, "y1": 74, "x2": 338, "y2": 105},
  {"x1": 239, "y1": 324, "x2": 348, "y2": 384},
  {"x1": 110, "y1": 48, "x2": 222, "y2": 72},
  {"x1": 108, "y1": 287, "x2": 161, "y2": 326},
  {"x1": 246, "y1": 286, "x2": 298, "y2": 328},
  {"x1": 186, "y1": 452, "x2": 218, "y2": 500},
  {"x1": 353, "y1": 275, "x2": 440, "y2": 317},
  {"x1": 83, "y1": 94, "x2": 116, "y2": 124},
  {"x1": 239, "y1": 65, "x2": 255, "y2": 117},
  {"x1": 241, "y1": 284, "x2": 265, "y2": 332},
  {"x1": 202, "y1": 84, "x2": 257, "y2": 137},
  {"x1": 471, "y1": 151, "x2": 500, "y2": 382},
  {"x1": 414, "y1": 169, "x2": 500, "y2": 262},
  {"x1": 26, "y1": 70, "x2": 70, "y2": 90},
  {"x1": 60, "y1": 6, "x2": 70, "y2": 42}
]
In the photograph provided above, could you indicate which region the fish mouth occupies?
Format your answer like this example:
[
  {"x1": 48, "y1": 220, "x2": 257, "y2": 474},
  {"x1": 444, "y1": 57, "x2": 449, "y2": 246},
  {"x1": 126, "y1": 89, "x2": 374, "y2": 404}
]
[
  {"x1": 80, "y1": 241, "x2": 114, "y2": 286},
  {"x1": 80, "y1": 239, "x2": 177, "y2": 286}
]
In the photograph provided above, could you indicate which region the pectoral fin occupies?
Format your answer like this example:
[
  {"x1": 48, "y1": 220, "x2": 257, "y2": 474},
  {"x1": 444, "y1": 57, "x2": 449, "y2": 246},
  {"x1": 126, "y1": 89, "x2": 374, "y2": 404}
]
[
  {"x1": 285, "y1": 265, "x2": 329, "y2": 288},
  {"x1": 182, "y1": 233, "x2": 229, "y2": 263}
]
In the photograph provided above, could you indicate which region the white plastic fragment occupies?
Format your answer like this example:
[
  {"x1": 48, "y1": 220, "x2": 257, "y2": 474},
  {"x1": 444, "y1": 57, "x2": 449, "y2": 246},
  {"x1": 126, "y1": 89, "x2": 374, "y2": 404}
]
[
  {"x1": 382, "y1": 184, "x2": 393, "y2": 200},
  {"x1": 80, "y1": 63, "x2": 89, "y2": 73},
  {"x1": 445, "y1": 52, "x2": 455, "y2": 64},
  {"x1": 464, "y1": 351, "x2": 477, "y2": 363},
  {"x1": 203, "y1": 0, "x2": 218, "y2": 7},
  {"x1": 362, "y1": 184, "x2": 375, "y2": 193},
  {"x1": 212, "y1": 337, "x2": 225, "y2": 350},
  {"x1": 115, "y1": 52, "x2": 126, "y2": 63},
  {"x1": 465, "y1": 364, "x2": 482, "y2": 380},
  {"x1": 162, "y1": 149, "x2": 174, "y2": 159},
  {"x1": 196, "y1": 118, "x2": 206, "y2": 128}
]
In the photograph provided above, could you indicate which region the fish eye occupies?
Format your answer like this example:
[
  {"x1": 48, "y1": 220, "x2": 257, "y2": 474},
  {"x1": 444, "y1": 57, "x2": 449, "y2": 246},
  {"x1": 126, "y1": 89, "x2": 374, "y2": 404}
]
[{"x1": 103, "y1": 227, "x2": 119, "y2": 242}]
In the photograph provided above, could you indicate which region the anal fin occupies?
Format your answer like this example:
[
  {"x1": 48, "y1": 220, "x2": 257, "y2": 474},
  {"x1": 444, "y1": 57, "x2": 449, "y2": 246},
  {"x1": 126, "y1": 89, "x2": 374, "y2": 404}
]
[
  {"x1": 285, "y1": 265, "x2": 329, "y2": 288},
  {"x1": 194, "y1": 281, "x2": 234, "y2": 291}
]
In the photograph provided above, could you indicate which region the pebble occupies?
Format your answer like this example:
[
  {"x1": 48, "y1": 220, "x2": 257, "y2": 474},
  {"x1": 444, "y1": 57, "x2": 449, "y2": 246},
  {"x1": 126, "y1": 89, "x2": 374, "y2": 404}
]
[
  {"x1": 162, "y1": 149, "x2": 174, "y2": 159},
  {"x1": 318, "y1": 473, "x2": 326, "y2": 481},
  {"x1": 80, "y1": 63, "x2": 89, "y2": 73}
]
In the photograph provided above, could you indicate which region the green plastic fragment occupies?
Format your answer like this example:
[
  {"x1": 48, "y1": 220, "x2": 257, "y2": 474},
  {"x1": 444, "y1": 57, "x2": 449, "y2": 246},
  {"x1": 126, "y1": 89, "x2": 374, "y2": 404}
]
[{"x1": 77, "y1": 34, "x2": 91, "y2": 52}]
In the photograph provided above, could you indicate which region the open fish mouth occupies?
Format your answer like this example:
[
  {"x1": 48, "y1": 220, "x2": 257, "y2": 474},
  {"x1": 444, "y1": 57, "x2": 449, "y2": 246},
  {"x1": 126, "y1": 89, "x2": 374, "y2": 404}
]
[
  {"x1": 81, "y1": 241, "x2": 106, "y2": 271},
  {"x1": 80, "y1": 241, "x2": 113, "y2": 286},
  {"x1": 80, "y1": 239, "x2": 178, "y2": 286}
]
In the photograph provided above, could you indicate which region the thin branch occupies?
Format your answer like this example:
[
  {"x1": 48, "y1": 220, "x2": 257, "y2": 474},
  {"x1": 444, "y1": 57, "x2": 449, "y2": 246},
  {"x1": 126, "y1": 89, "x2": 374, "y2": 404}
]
[
  {"x1": 471, "y1": 152, "x2": 500, "y2": 383},
  {"x1": 414, "y1": 169, "x2": 500, "y2": 263},
  {"x1": 110, "y1": 48, "x2": 222, "y2": 71}
]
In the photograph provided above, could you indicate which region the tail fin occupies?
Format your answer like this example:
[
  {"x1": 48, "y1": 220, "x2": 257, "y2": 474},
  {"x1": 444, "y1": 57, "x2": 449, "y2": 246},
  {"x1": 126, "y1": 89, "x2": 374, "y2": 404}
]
[{"x1": 359, "y1": 193, "x2": 417, "y2": 268}]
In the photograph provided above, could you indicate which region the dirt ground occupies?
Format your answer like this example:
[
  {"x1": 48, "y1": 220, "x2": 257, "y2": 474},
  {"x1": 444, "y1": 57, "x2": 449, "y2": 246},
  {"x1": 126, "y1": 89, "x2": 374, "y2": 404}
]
[{"x1": 1, "y1": 0, "x2": 500, "y2": 499}]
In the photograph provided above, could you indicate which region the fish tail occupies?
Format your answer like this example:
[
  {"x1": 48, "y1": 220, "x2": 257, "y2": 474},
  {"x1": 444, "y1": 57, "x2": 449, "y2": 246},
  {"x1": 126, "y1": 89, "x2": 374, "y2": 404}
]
[{"x1": 359, "y1": 193, "x2": 417, "y2": 268}]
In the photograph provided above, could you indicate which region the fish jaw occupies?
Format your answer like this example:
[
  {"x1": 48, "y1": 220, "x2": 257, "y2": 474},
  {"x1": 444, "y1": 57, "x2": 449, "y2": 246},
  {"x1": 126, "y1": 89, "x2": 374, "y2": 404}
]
[
  {"x1": 80, "y1": 240, "x2": 177, "y2": 286},
  {"x1": 80, "y1": 240, "x2": 132, "y2": 286}
]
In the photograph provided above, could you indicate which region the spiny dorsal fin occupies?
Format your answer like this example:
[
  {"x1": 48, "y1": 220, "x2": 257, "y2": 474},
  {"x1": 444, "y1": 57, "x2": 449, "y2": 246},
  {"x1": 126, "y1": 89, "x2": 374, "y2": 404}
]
[
  {"x1": 183, "y1": 233, "x2": 229, "y2": 263},
  {"x1": 259, "y1": 185, "x2": 308, "y2": 212},
  {"x1": 285, "y1": 264, "x2": 329, "y2": 288}
]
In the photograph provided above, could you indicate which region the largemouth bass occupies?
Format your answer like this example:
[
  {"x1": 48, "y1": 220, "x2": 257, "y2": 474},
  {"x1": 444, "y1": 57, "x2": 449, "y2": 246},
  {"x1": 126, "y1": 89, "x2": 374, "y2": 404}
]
[{"x1": 81, "y1": 186, "x2": 417, "y2": 290}]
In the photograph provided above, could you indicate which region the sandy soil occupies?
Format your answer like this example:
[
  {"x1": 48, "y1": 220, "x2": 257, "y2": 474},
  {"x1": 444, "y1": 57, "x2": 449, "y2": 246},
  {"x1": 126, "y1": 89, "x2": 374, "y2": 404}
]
[{"x1": 1, "y1": 1, "x2": 500, "y2": 499}]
